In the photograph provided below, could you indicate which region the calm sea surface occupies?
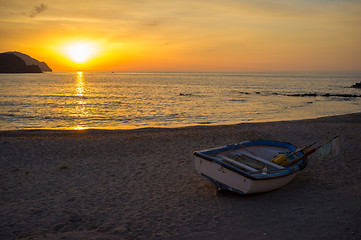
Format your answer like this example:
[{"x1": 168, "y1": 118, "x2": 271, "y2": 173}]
[{"x1": 0, "y1": 72, "x2": 360, "y2": 130}]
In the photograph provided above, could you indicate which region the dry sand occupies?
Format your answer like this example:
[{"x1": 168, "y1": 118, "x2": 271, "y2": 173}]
[{"x1": 1, "y1": 113, "x2": 361, "y2": 240}]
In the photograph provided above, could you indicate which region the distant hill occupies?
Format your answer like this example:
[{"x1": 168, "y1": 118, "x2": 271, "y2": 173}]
[
  {"x1": 6, "y1": 51, "x2": 52, "y2": 72},
  {"x1": 0, "y1": 51, "x2": 52, "y2": 73},
  {"x1": 0, "y1": 53, "x2": 42, "y2": 73}
]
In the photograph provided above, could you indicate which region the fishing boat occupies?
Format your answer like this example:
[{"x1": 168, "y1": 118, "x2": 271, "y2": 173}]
[{"x1": 194, "y1": 140, "x2": 311, "y2": 194}]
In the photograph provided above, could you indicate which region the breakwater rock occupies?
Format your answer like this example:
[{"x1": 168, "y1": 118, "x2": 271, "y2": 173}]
[
  {"x1": 239, "y1": 91, "x2": 361, "y2": 98},
  {"x1": 350, "y1": 82, "x2": 361, "y2": 89}
]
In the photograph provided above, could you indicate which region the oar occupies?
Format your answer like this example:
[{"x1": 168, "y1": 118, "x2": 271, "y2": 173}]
[
  {"x1": 271, "y1": 142, "x2": 317, "y2": 166},
  {"x1": 287, "y1": 142, "x2": 317, "y2": 158},
  {"x1": 286, "y1": 147, "x2": 317, "y2": 166}
]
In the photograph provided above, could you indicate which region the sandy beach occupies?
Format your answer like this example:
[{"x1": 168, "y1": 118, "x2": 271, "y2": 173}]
[{"x1": 1, "y1": 112, "x2": 361, "y2": 240}]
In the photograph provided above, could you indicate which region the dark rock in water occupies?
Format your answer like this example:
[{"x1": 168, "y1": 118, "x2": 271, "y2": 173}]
[
  {"x1": 0, "y1": 53, "x2": 42, "y2": 73},
  {"x1": 285, "y1": 93, "x2": 317, "y2": 97},
  {"x1": 321, "y1": 93, "x2": 361, "y2": 98},
  {"x1": 350, "y1": 82, "x2": 361, "y2": 89},
  {"x1": 0, "y1": 51, "x2": 52, "y2": 73},
  {"x1": 247, "y1": 91, "x2": 361, "y2": 98},
  {"x1": 303, "y1": 93, "x2": 317, "y2": 97}
]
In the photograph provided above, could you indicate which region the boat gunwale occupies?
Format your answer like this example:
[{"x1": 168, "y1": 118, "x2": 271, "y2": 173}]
[{"x1": 194, "y1": 140, "x2": 307, "y2": 181}]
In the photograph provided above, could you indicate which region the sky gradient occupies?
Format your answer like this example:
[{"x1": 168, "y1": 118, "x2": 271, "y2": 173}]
[{"x1": 1, "y1": 0, "x2": 360, "y2": 72}]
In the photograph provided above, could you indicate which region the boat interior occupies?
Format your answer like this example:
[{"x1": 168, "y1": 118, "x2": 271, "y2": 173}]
[{"x1": 212, "y1": 146, "x2": 292, "y2": 174}]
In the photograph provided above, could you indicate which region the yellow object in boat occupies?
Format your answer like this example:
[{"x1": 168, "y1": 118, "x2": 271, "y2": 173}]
[
  {"x1": 280, "y1": 158, "x2": 290, "y2": 166},
  {"x1": 271, "y1": 154, "x2": 287, "y2": 165}
]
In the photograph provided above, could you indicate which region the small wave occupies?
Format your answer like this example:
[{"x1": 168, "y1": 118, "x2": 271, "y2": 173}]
[
  {"x1": 228, "y1": 99, "x2": 247, "y2": 102},
  {"x1": 0, "y1": 113, "x2": 16, "y2": 117},
  {"x1": 197, "y1": 121, "x2": 214, "y2": 125}
]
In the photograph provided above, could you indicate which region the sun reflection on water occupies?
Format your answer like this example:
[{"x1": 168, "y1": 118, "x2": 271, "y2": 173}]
[
  {"x1": 76, "y1": 71, "x2": 84, "y2": 96},
  {"x1": 74, "y1": 71, "x2": 88, "y2": 130}
]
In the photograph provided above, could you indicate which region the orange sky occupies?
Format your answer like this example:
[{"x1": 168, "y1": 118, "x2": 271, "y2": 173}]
[{"x1": 1, "y1": 0, "x2": 361, "y2": 72}]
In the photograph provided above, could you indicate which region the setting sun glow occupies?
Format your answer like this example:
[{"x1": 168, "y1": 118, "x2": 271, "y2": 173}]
[
  {"x1": 1, "y1": 0, "x2": 360, "y2": 72},
  {"x1": 65, "y1": 43, "x2": 96, "y2": 63}
]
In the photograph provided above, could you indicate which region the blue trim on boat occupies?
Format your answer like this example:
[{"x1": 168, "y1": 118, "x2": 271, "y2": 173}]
[{"x1": 239, "y1": 140, "x2": 297, "y2": 152}]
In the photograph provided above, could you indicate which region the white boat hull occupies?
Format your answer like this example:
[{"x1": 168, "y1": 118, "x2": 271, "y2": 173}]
[{"x1": 195, "y1": 156, "x2": 297, "y2": 194}]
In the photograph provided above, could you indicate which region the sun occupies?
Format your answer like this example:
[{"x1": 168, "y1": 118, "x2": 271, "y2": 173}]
[{"x1": 65, "y1": 43, "x2": 96, "y2": 63}]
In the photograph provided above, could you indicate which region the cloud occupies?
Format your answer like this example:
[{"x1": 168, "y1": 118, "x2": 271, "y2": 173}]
[
  {"x1": 143, "y1": 20, "x2": 162, "y2": 27},
  {"x1": 28, "y1": 3, "x2": 48, "y2": 18}
]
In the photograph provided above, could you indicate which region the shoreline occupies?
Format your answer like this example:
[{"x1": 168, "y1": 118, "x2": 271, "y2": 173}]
[
  {"x1": 1, "y1": 111, "x2": 360, "y2": 135},
  {"x1": 1, "y1": 112, "x2": 360, "y2": 239}
]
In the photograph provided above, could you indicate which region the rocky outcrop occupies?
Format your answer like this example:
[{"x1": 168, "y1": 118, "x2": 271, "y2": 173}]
[
  {"x1": 0, "y1": 51, "x2": 52, "y2": 73},
  {"x1": 0, "y1": 53, "x2": 42, "y2": 73},
  {"x1": 350, "y1": 82, "x2": 361, "y2": 89},
  {"x1": 6, "y1": 51, "x2": 52, "y2": 72}
]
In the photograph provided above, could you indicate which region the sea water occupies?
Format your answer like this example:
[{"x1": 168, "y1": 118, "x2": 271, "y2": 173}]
[{"x1": 0, "y1": 72, "x2": 360, "y2": 130}]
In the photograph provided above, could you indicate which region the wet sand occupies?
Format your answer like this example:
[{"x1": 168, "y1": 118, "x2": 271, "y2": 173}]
[{"x1": 1, "y1": 112, "x2": 361, "y2": 240}]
